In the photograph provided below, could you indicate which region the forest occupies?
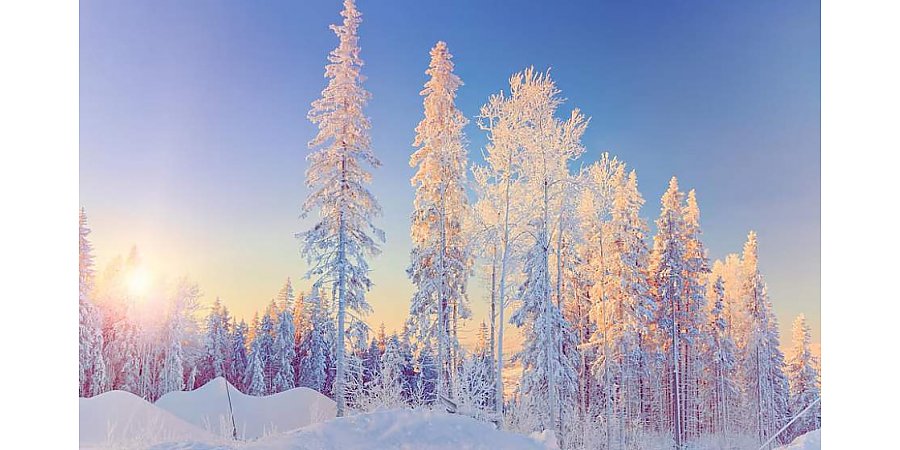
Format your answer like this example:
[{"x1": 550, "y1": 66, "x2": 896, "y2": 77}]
[{"x1": 78, "y1": 1, "x2": 820, "y2": 449}]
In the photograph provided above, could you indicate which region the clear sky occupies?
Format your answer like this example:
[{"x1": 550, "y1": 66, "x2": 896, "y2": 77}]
[{"x1": 81, "y1": 0, "x2": 820, "y2": 350}]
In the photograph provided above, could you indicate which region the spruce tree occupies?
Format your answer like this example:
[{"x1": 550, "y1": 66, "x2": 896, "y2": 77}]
[
  {"x1": 298, "y1": 287, "x2": 329, "y2": 393},
  {"x1": 79, "y1": 208, "x2": 107, "y2": 397},
  {"x1": 229, "y1": 319, "x2": 249, "y2": 391},
  {"x1": 299, "y1": 0, "x2": 383, "y2": 417},
  {"x1": 786, "y1": 314, "x2": 821, "y2": 441},
  {"x1": 650, "y1": 177, "x2": 689, "y2": 447},
  {"x1": 273, "y1": 309, "x2": 297, "y2": 392},
  {"x1": 407, "y1": 41, "x2": 472, "y2": 401}
]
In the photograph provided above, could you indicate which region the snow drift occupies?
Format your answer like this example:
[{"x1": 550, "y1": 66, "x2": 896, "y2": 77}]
[
  {"x1": 150, "y1": 407, "x2": 553, "y2": 450},
  {"x1": 154, "y1": 377, "x2": 336, "y2": 440},
  {"x1": 79, "y1": 390, "x2": 216, "y2": 449}
]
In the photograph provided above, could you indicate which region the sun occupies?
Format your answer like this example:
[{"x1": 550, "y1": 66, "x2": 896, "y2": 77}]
[{"x1": 126, "y1": 267, "x2": 151, "y2": 298}]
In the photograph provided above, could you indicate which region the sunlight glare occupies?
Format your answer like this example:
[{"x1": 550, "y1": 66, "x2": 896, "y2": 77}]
[{"x1": 127, "y1": 267, "x2": 151, "y2": 298}]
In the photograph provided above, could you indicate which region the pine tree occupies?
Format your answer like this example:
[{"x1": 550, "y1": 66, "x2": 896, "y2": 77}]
[
  {"x1": 785, "y1": 314, "x2": 820, "y2": 441},
  {"x1": 299, "y1": 0, "x2": 383, "y2": 417},
  {"x1": 407, "y1": 41, "x2": 472, "y2": 401}
]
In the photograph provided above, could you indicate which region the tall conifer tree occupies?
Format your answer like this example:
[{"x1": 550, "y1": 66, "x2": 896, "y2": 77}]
[{"x1": 299, "y1": 0, "x2": 383, "y2": 416}]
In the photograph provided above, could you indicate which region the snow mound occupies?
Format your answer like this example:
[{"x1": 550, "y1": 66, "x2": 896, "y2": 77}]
[
  {"x1": 779, "y1": 429, "x2": 821, "y2": 450},
  {"x1": 155, "y1": 377, "x2": 336, "y2": 440},
  {"x1": 149, "y1": 408, "x2": 553, "y2": 450},
  {"x1": 80, "y1": 390, "x2": 217, "y2": 449},
  {"x1": 245, "y1": 408, "x2": 552, "y2": 450}
]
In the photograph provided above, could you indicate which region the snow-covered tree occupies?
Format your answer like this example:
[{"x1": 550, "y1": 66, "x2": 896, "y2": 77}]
[
  {"x1": 159, "y1": 278, "x2": 201, "y2": 396},
  {"x1": 246, "y1": 351, "x2": 266, "y2": 396},
  {"x1": 275, "y1": 277, "x2": 295, "y2": 313},
  {"x1": 79, "y1": 208, "x2": 108, "y2": 397},
  {"x1": 360, "y1": 334, "x2": 407, "y2": 410},
  {"x1": 506, "y1": 68, "x2": 585, "y2": 440},
  {"x1": 245, "y1": 313, "x2": 275, "y2": 395},
  {"x1": 412, "y1": 344, "x2": 438, "y2": 406},
  {"x1": 785, "y1": 314, "x2": 820, "y2": 442},
  {"x1": 201, "y1": 297, "x2": 230, "y2": 385},
  {"x1": 407, "y1": 40, "x2": 473, "y2": 402},
  {"x1": 704, "y1": 276, "x2": 739, "y2": 436},
  {"x1": 298, "y1": 0, "x2": 383, "y2": 417},
  {"x1": 680, "y1": 189, "x2": 712, "y2": 439},
  {"x1": 297, "y1": 288, "x2": 329, "y2": 393},
  {"x1": 649, "y1": 176, "x2": 690, "y2": 447},
  {"x1": 457, "y1": 330, "x2": 495, "y2": 414},
  {"x1": 272, "y1": 309, "x2": 297, "y2": 392},
  {"x1": 581, "y1": 163, "x2": 657, "y2": 447},
  {"x1": 362, "y1": 337, "x2": 382, "y2": 388},
  {"x1": 739, "y1": 231, "x2": 790, "y2": 445},
  {"x1": 473, "y1": 69, "x2": 539, "y2": 416},
  {"x1": 229, "y1": 319, "x2": 249, "y2": 391}
]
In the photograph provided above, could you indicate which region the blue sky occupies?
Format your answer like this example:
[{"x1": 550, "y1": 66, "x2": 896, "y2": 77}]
[{"x1": 81, "y1": 0, "x2": 820, "y2": 346}]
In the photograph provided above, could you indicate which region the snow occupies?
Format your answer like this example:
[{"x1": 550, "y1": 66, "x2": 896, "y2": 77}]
[
  {"x1": 154, "y1": 377, "x2": 336, "y2": 440},
  {"x1": 150, "y1": 408, "x2": 553, "y2": 450},
  {"x1": 779, "y1": 429, "x2": 821, "y2": 450},
  {"x1": 79, "y1": 390, "x2": 217, "y2": 449}
]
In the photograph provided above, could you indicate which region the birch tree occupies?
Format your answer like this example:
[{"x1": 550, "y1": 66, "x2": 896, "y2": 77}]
[
  {"x1": 473, "y1": 70, "x2": 533, "y2": 417},
  {"x1": 507, "y1": 68, "x2": 586, "y2": 440}
]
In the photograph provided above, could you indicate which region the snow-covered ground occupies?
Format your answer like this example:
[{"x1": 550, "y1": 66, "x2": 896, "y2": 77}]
[
  {"x1": 778, "y1": 430, "x2": 821, "y2": 450},
  {"x1": 81, "y1": 378, "x2": 551, "y2": 449},
  {"x1": 148, "y1": 409, "x2": 553, "y2": 449},
  {"x1": 155, "y1": 378, "x2": 335, "y2": 440},
  {"x1": 82, "y1": 377, "x2": 816, "y2": 450},
  {"x1": 80, "y1": 389, "x2": 217, "y2": 449},
  {"x1": 202, "y1": 408, "x2": 553, "y2": 450}
]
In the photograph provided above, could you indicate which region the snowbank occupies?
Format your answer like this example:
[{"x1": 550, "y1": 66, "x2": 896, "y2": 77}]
[
  {"x1": 79, "y1": 390, "x2": 217, "y2": 449},
  {"x1": 149, "y1": 408, "x2": 553, "y2": 449},
  {"x1": 154, "y1": 377, "x2": 336, "y2": 440},
  {"x1": 779, "y1": 429, "x2": 821, "y2": 450},
  {"x1": 249, "y1": 408, "x2": 551, "y2": 449}
]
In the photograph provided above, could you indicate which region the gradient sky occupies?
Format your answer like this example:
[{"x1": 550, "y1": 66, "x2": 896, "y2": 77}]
[{"x1": 81, "y1": 0, "x2": 820, "y2": 350}]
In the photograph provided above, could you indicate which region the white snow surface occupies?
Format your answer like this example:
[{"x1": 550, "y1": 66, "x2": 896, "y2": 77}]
[
  {"x1": 154, "y1": 377, "x2": 336, "y2": 440},
  {"x1": 148, "y1": 408, "x2": 553, "y2": 450},
  {"x1": 80, "y1": 389, "x2": 217, "y2": 449},
  {"x1": 778, "y1": 429, "x2": 821, "y2": 450}
]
